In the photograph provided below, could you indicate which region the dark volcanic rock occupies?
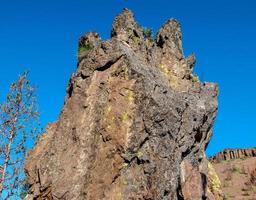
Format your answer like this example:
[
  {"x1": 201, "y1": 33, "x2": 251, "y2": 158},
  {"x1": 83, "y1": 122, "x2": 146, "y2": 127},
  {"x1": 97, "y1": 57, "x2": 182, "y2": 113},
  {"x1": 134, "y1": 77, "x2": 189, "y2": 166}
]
[
  {"x1": 25, "y1": 9, "x2": 218, "y2": 200},
  {"x1": 210, "y1": 148, "x2": 256, "y2": 163}
]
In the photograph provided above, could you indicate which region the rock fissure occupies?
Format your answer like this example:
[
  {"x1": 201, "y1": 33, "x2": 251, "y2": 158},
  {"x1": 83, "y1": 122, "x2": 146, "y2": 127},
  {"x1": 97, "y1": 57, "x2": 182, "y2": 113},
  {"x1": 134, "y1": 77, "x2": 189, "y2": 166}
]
[{"x1": 96, "y1": 55, "x2": 124, "y2": 72}]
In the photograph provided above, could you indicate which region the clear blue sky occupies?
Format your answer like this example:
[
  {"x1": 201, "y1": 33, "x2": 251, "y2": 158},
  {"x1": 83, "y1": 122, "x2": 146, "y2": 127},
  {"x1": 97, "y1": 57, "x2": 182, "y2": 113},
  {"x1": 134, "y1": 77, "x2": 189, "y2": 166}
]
[{"x1": 0, "y1": 0, "x2": 255, "y2": 156}]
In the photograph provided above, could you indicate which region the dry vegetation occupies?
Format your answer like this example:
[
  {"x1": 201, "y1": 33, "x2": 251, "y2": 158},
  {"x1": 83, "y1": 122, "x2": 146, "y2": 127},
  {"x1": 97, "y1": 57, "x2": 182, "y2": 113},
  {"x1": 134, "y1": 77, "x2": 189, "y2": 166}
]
[{"x1": 212, "y1": 157, "x2": 256, "y2": 199}]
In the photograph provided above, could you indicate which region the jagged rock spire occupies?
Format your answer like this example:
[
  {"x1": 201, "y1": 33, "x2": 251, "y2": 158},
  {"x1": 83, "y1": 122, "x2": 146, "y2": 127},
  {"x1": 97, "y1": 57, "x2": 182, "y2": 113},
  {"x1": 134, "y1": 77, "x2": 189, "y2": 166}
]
[
  {"x1": 111, "y1": 9, "x2": 184, "y2": 60},
  {"x1": 111, "y1": 8, "x2": 144, "y2": 42},
  {"x1": 110, "y1": 9, "x2": 196, "y2": 89},
  {"x1": 156, "y1": 19, "x2": 184, "y2": 60}
]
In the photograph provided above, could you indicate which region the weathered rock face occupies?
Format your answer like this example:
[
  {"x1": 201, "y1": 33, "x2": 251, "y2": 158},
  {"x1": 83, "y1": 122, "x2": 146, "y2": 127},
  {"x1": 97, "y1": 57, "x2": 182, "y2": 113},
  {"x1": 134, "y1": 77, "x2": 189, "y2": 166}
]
[
  {"x1": 25, "y1": 9, "x2": 218, "y2": 200},
  {"x1": 210, "y1": 148, "x2": 256, "y2": 163}
]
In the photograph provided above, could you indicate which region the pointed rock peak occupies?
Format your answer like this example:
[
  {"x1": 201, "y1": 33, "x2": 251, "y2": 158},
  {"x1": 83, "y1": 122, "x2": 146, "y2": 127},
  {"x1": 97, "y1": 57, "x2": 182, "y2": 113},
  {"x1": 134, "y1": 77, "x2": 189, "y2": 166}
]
[
  {"x1": 111, "y1": 8, "x2": 144, "y2": 41},
  {"x1": 120, "y1": 8, "x2": 134, "y2": 19},
  {"x1": 156, "y1": 18, "x2": 184, "y2": 59}
]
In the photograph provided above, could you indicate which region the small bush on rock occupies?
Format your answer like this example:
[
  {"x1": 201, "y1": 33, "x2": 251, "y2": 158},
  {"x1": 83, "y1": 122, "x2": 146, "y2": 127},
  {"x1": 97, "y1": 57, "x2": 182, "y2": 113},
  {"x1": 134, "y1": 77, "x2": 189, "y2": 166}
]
[{"x1": 143, "y1": 27, "x2": 152, "y2": 38}]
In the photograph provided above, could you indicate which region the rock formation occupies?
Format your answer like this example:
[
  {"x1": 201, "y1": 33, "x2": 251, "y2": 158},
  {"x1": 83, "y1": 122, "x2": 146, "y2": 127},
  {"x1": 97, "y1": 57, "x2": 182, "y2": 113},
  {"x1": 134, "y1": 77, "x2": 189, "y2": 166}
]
[
  {"x1": 25, "y1": 9, "x2": 218, "y2": 200},
  {"x1": 210, "y1": 148, "x2": 256, "y2": 163}
]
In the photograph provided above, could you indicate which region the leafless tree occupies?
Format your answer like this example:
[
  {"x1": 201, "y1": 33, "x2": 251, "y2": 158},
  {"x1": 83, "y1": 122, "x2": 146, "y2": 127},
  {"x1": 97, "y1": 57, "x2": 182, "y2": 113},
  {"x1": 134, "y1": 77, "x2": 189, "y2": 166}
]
[{"x1": 0, "y1": 72, "x2": 39, "y2": 199}]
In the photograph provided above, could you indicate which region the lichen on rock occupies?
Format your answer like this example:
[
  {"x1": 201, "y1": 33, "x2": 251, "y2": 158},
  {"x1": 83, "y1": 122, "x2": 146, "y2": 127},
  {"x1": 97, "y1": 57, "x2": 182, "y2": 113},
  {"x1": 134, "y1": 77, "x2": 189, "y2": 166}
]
[
  {"x1": 25, "y1": 8, "x2": 218, "y2": 200},
  {"x1": 207, "y1": 161, "x2": 223, "y2": 200}
]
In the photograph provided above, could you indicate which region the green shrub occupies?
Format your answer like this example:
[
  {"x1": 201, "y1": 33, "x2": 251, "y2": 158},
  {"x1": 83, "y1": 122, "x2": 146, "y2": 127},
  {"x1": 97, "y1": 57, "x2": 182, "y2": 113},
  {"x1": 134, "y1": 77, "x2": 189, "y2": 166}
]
[
  {"x1": 143, "y1": 27, "x2": 152, "y2": 38},
  {"x1": 78, "y1": 43, "x2": 93, "y2": 54},
  {"x1": 231, "y1": 166, "x2": 241, "y2": 174},
  {"x1": 191, "y1": 74, "x2": 199, "y2": 82}
]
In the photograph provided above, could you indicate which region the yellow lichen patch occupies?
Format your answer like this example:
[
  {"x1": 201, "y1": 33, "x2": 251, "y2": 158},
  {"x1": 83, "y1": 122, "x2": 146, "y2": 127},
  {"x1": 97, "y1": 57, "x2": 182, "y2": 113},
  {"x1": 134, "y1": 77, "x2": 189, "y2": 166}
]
[
  {"x1": 137, "y1": 151, "x2": 143, "y2": 158},
  {"x1": 124, "y1": 66, "x2": 129, "y2": 80},
  {"x1": 84, "y1": 56, "x2": 138, "y2": 200},
  {"x1": 159, "y1": 64, "x2": 169, "y2": 75},
  {"x1": 102, "y1": 70, "x2": 136, "y2": 150},
  {"x1": 132, "y1": 36, "x2": 141, "y2": 46},
  {"x1": 106, "y1": 105, "x2": 112, "y2": 114},
  {"x1": 159, "y1": 64, "x2": 181, "y2": 90},
  {"x1": 121, "y1": 163, "x2": 129, "y2": 168},
  {"x1": 208, "y1": 161, "x2": 222, "y2": 196},
  {"x1": 126, "y1": 89, "x2": 134, "y2": 102},
  {"x1": 105, "y1": 115, "x2": 116, "y2": 131},
  {"x1": 122, "y1": 112, "x2": 129, "y2": 121}
]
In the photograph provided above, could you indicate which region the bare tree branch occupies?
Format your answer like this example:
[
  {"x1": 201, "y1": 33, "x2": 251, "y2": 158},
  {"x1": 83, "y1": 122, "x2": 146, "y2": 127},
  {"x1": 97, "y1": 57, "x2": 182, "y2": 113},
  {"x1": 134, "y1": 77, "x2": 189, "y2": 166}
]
[{"x1": 0, "y1": 71, "x2": 40, "y2": 199}]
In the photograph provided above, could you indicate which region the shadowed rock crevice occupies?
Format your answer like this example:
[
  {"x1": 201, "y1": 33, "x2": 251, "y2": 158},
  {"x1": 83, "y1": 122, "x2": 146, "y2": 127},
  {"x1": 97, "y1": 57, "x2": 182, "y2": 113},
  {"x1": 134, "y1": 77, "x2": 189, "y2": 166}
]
[{"x1": 25, "y1": 9, "x2": 218, "y2": 200}]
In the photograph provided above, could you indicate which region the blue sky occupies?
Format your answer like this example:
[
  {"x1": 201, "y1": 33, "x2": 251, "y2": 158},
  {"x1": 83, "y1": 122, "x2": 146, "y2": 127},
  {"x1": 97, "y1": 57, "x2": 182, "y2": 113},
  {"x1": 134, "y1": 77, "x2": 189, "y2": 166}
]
[{"x1": 0, "y1": 0, "x2": 255, "y2": 156}]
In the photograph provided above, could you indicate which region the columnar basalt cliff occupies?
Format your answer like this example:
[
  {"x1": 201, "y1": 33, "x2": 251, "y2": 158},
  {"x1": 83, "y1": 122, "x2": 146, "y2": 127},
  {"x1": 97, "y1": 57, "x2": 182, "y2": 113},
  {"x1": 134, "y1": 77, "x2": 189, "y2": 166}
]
[
  {"x1": 210, "y1": 148, "x2": 256, "y2": 163},
  {"x1": 25, "y1": 9, "x2": 218, "y2": 200}
]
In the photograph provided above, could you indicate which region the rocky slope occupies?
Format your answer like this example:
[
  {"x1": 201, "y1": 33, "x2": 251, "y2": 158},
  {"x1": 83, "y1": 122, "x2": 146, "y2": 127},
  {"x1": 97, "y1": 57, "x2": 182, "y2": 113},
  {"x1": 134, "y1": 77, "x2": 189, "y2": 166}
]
[
  {"x1": 25, "y1": 9, "x2": 218, "y2": 200},
  {"x1": 212, "y1": 153, "x2": 256, "y2": 199},
  {"x1": 210, "y1": 148, "x2": 256, "y2": 163}
]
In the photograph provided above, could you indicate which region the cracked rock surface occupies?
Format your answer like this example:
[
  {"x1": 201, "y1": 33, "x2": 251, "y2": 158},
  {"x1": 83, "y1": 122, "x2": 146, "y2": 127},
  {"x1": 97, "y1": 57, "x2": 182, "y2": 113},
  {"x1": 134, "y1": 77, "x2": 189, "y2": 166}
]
[{"x1": 25, "y1": 9, "x2": 218, "y2": 200}]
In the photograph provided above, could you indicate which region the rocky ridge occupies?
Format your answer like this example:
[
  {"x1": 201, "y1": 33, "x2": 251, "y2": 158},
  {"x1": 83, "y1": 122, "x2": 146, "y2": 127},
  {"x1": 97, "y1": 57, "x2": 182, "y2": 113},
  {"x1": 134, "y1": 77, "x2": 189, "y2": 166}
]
[
  {"x1": 210, "y1": 148, "x2": 256, "y2": 163},
  {"x1": 25, "y1": 9, "x2": 218, "y2": 200}
]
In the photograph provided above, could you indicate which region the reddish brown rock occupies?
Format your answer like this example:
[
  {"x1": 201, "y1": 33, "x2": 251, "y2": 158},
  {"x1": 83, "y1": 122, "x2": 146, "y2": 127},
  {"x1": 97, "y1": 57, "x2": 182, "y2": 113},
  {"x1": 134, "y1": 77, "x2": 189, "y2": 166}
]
[
  {"x1": 212, "y1": 156, "x2": 256, "y2": 199},
  {"x1": 25, "y1": 9, "x2": 218, "y2": 200},
  {"x1": 180, "y1": 160, "x2": 205, "y2": 200}
]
